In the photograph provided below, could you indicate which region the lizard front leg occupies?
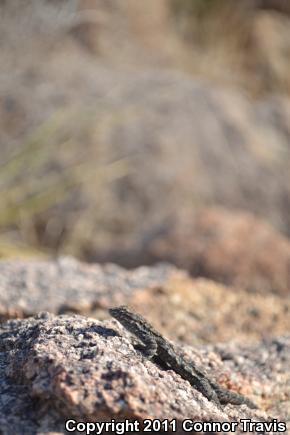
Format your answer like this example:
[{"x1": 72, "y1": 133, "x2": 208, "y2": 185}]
[{"x1": 132, "y1": 329, "x2": 158, "y2": 359}]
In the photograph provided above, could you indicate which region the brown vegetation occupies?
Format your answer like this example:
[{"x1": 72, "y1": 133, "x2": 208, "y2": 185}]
[{"x1": 0, "y1": 1, "x2": 290, "y2": 274}]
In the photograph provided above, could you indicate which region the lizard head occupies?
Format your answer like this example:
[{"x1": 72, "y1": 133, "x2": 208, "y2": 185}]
[
  {"x1": 109, "y1": 305, "x2": 158, "y2": 338},
  {"x1": 109, "y1": 305, "x2": 151, "y2": 336},
  {"x1": 109, "y1": 305, "x2": 134, "y2": 323}
]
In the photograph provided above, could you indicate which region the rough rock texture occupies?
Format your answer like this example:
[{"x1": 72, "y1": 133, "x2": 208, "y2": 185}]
[
  {"x1": 0, "y1": 257, "x2": 176, "y2": 320},
  {"x1": 127, "y1": 276, "x2": 290, "y2": 346},
  {"x1": 144, "y1": 207, "x2": 290, "y2": 296},
  {"x1": 0, "y1": 257, "x2": 290, "y2": 346},
  {"x1": 1, "y1": 313, "x2": 289, "y2": 434}
]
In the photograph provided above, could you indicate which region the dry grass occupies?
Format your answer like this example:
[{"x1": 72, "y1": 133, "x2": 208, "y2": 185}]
[
  {"x1": 0, "y1": 109, "x2": 131, "y2": 258},
  {"x1": 0, "y1": 0, "x2": 290, "y2": 260}
]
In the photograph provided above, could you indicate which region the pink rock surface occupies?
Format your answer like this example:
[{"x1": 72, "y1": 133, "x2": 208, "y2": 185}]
[{"x1": 0, "y1": 312, "x2": 289, "y2": 434}]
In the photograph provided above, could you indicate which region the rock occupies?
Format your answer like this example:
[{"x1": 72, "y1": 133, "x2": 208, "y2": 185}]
[
  {"x1": 0, "y1": 257, "x2": 176, "y2": 321},
  {"x1": 127, "y1": 276, "x2": 290, "y2": 345},
  {"x1": 0, "y1": 257, "x2": 289, "y2": 346},
  {"x1": 1, "y1": 312, "x2": 289, "y2": 434},
  {"x1": 147, "y1": 207, "x2": 290, "y2": 296}
]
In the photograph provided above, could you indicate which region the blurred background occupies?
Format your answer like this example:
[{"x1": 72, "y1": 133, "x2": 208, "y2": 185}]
[{"x1": 0, "y1": 0, "x2": 290, "y2": 293}]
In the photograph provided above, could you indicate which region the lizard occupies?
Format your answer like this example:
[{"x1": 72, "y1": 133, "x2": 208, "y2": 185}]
[{"x1": 109, "y1": 305, "x2": 257, "y2": 409}]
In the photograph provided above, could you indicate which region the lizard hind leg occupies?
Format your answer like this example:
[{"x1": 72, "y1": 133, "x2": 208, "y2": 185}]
[{"x1": 214, "y1": 385, "x2": 257, "y2": 409}]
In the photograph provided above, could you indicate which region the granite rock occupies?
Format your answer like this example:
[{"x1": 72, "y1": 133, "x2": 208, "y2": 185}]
[
  {"x1": 147, "y1": 207, "x2": 290, "y2": 296},
  {"x1": 0, "y1": 257, "x2": 175, "y2": 321},
  {"x1": 0, "y1": 257, "x2": 289, "y2": 347},
  {"x1": 1, "y1": 313, "x2": 289, "y2": 434},
  {"x1": 126, "y1": 276, "x2": 290, "y2": 345}
]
